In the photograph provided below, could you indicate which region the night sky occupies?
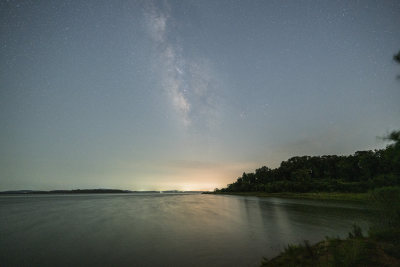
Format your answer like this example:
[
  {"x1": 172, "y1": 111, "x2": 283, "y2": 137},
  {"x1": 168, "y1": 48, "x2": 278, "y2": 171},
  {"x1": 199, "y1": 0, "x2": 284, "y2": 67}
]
[{"x1": 1, "y1": 0, "x2": 400, "y2": 191}]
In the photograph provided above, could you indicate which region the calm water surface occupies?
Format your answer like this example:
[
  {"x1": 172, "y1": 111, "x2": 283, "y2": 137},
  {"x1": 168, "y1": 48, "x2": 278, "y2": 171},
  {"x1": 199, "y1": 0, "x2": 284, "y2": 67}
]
[{"x1": 0, "y1": 193, "x2": 373, "y2": 266}]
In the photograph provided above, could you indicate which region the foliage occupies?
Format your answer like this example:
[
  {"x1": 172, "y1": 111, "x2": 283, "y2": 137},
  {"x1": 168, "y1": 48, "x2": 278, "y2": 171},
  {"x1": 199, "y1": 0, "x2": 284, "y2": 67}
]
[
  {"x1": 216, "y1": 130, "x2": 400, "y2": 194},
  {"x1": 262, "y1": 186, "x2": 400, "y2": 266},
  {"x1": 369, "y1": 186, "x2": 400, "y2": 228},
  {"x1": 394, "y1": 50, "x2": 400, "y2": 64},
  {"x1": 368, "y1": 186, "x2": 400, "y2": 258},
  {"x1": 261, "y1": 241, "x2": 319, "y2": 267},
  {"x1": 328, "y1": 238, "x2": 376, "y2": 267},
  {"x1": 348, "y1": 224, "x2": 363, "y2": 239}
]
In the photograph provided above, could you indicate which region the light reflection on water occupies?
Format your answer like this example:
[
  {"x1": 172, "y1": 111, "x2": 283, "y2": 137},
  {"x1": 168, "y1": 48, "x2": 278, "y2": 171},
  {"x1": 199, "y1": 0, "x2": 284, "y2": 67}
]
[{"x1": 0, "y1": 193, "x2": 372, "y2": 266}]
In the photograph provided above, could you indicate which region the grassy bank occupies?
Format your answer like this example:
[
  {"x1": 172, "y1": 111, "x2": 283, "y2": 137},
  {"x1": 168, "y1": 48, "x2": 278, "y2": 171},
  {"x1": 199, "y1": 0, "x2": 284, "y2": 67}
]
[
  {"x1": 261, "y1": 187, "x2": 400, "y2": 266},
  {"x1": 261, "y1": 235, "x2": 400, "y2": 267},
  {"x1": 205, "y1": 191, "x2": 369, "y2": 201}
]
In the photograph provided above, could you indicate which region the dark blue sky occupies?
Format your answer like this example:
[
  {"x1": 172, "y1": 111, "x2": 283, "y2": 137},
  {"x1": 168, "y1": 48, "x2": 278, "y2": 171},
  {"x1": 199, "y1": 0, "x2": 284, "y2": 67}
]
[{"x1": 1, "y1": 0, "x2": 399, "y2": 190}]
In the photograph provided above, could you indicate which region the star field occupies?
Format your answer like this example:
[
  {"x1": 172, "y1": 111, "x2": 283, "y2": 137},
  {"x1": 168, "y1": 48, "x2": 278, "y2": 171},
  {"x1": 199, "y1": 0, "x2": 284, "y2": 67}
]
[{"x1": 1, "y1": 0, "x2": 399, "y2": 190}]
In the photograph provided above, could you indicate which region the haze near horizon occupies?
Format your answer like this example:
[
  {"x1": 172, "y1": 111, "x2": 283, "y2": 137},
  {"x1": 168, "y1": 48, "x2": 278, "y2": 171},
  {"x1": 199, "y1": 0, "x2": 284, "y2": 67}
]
[{"x1": 1, "y1": 0, "x2": 399, "y2": 191}]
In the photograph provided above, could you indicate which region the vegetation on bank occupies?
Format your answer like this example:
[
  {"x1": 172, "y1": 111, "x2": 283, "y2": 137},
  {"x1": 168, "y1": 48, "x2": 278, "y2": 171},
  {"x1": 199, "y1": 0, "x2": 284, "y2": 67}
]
[
  {"x1": 214, "y1": 130, "x2": 400, "y2": 194},
  {"x1": 261, "y1": 186, "x2": 400, "y2": 266},
  {"x1": 206, "y1": 191, "x2": 369, "y2": 201}
]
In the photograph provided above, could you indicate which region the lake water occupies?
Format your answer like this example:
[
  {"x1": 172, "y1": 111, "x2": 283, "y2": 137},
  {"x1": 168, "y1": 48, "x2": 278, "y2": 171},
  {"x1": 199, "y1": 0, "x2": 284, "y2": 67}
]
[{"x1": 0, "y1": 193, "x2": 373, "y2": 266}]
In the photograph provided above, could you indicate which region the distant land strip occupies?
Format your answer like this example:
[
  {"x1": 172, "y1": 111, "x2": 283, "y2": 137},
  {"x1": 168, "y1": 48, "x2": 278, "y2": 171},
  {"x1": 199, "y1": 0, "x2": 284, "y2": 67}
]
[
  {"x1": 0, "y1": 189, "x2": 204, "y2": 195},
  {"x1": 202, "y1": 191, "x2": 369, "y2": 201}
]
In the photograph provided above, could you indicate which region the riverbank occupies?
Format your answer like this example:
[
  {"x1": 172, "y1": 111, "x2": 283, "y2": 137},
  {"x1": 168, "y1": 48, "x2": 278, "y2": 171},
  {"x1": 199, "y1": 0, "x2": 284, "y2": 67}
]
[
  {"x1": 261, "y1": 235, "x2": 400, "y2": 266},
  {"x1": 261, "y1": 187, "x2": 400, "y2": 266},
  {"x1": 204, "y1": 191, "x2": 369, "y2": 201}
]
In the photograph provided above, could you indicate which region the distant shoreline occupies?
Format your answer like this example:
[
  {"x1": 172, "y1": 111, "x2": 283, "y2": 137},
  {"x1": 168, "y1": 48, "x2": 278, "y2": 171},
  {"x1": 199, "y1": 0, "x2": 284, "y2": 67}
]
[
  {"x1": 203, "y1": 191, "x2": 369, "y2": 201},
  {"x1": 0, "y1": 189, "x2": 204, "y2": 195}
]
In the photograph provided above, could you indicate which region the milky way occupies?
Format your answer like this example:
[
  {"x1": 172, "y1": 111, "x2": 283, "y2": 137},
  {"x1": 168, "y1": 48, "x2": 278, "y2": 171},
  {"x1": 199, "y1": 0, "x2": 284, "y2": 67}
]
[{"x1": 1, "y1": 0, "x2": 399, "y2": 190}]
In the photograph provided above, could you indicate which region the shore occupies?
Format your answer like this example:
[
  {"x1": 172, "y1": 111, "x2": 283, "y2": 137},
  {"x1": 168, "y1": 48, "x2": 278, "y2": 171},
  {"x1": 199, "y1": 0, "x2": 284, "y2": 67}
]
[
  {"x1": 261, "y1": 236, "x2": 400, "y2": 267},
  {"x1": 203, "y1": 191, "x2": 369, "y2": 201}
]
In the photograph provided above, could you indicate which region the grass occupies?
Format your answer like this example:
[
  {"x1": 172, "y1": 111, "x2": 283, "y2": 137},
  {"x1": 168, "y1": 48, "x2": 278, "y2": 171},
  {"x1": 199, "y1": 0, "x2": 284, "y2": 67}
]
[
  {"x1": 261, "y1": 227, "x2": 400, "y2": 267},
  {"x1": 208, "y1": 191, "x2": 369, "y2": 201},
  {"x1": 260, "y1": 187, "x2": 400, "y2": 266}
]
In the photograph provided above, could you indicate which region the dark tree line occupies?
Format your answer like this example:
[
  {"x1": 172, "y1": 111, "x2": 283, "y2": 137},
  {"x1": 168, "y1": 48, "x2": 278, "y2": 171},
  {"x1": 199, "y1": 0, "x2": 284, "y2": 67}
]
[
  {"x1": 216, "y1": 131, "x2": 400, "y2": 193},
  {"x1": 395, "y1": 50, "x2": 400, "y2": 79},
  {"x1": 394, "y1": 50, "x2": 400, "y2": 64}
]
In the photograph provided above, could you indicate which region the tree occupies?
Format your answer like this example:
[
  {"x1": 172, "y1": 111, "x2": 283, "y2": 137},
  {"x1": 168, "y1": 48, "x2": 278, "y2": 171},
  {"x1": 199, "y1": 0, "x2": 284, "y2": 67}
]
[
  {"x1": 394, "y1": 50, "x2": 400, "y2": 79},
  {"x1": 394, "y1": 51, "x2": 400, "y2": 64}
]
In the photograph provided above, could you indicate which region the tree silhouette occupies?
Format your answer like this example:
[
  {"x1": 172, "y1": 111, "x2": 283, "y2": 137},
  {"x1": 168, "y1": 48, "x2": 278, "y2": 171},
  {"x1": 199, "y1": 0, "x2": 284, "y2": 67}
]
[
  {"x1": 394, "y1": 50, "x2": 400, "y2": 79},
  {"x1": 394, "y1": 51, "x2": 400, "y2": 64}
]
